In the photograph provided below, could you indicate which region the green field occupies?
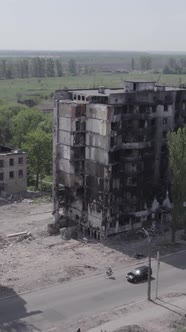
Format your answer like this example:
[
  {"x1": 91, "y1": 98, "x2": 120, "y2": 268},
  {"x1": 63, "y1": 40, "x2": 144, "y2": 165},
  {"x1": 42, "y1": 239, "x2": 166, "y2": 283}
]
[{"x1": 0, "y1": 72, "x2": 186, "y2": 102}]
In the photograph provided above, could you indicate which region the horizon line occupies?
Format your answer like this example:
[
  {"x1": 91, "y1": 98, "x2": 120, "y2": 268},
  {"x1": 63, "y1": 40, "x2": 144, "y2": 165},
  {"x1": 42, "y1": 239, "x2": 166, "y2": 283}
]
[{"x1": 0, "y1": 49, "x2": 186, "y2": 54}]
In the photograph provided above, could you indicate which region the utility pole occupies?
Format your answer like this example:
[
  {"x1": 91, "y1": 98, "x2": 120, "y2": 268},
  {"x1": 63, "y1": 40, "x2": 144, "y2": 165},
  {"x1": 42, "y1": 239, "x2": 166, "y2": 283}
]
[
  {"x1": 147, "y1": 240, "x2": 151, "y2": 301},
  {"x1": 155, "y1": 251, "x2": 160, "y2": 299},
  {"x1": 142, "y1": 228, "x2": 151, "y2": 301},
  {"x1": 52, "y1": 99, "x2": 60, "y2": 223},
  {"x1": 93, "y1": 70, "x2": 96, "y2": 88}
]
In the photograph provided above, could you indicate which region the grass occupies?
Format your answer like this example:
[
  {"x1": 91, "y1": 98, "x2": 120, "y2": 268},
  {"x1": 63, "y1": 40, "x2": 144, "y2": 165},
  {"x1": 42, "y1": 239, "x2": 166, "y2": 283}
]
[
  {"x1": 0, "y1": 72, "x2": 186, "y2": 102},
  {"x1": 32, "y1": 195, "x2": 51, "y2": 204}
]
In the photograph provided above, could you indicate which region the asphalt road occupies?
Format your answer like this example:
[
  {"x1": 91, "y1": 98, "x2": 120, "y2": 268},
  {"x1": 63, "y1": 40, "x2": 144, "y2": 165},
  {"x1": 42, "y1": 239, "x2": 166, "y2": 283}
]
[{"x1": 0, "y1": 251, "x2": 186, "y2": 331}]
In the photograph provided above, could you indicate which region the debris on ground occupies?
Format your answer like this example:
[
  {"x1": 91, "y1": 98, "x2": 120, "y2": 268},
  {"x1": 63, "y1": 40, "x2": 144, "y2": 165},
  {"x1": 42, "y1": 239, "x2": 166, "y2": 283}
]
[
  {"x1": 7, "y1": 231, "x2": 29, "y2": 238},
  {"x1": 113, "y1": 326, "x2": 148, "y2": 332},
  {"x1": 47, "y1": 222, "x2": 60, "y2": 235},
  {"x1": 0, "y1": 191, "x2": 51, "y2": 207},
  {"x1": 0, "y1": 234, "x2": 8, "y2": 249}
]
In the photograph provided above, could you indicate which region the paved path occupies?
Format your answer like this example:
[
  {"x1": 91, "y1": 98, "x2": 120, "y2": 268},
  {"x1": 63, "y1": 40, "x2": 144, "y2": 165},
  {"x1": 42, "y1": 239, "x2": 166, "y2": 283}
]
[{"x1": 0, "y1": 251, "x2": 185, "y2": 331}]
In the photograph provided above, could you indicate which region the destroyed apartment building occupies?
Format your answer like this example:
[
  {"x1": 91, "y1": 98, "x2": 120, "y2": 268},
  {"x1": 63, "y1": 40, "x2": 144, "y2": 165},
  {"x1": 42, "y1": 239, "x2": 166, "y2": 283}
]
[
  {"x1": 53, "y1": 80, "x2": 186, "y2": 238},
  {"x1": 0, "y1": 145, "x2": 27, "y2": 197}
]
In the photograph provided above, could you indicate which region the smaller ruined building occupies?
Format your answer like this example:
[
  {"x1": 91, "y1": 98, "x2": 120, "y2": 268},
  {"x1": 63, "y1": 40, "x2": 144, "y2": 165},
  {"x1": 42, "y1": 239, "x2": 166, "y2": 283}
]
[
  {"x1": 0, "y1": 145, "x2": 27, "y2": 197},
  {"x1": 53, "y1": 81, "x2": 186, "y2": 238}
]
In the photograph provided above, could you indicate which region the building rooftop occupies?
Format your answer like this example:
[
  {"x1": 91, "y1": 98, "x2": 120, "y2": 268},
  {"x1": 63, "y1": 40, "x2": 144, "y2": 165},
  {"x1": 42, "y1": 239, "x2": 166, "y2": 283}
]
[
  {"x1": 54, "y1": 81, "x2": 186, "y2": 102},
  {"x1": 69, "y1": 88, "x2": 124, "y2": 97},
  {"x1": 0, "y1": 145, "x2": 11, "y2": 153},
  {"x1": 124, "y1": 79, "x2": 156, "y2": 83},
  {"x1": 0, "y1": 145, "x2": 25, "y2": 155}
]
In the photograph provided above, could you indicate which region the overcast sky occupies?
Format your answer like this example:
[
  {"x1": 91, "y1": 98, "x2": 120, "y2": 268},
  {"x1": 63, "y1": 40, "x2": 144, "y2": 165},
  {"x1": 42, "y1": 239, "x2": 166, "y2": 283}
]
[{"x1": 0, "y1": 0, "x2": 186, "y2": 51}]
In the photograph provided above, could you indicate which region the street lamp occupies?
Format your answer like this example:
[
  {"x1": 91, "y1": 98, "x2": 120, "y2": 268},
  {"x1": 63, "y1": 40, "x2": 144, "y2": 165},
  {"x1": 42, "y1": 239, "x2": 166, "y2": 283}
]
[{"x1": 142, "y1": 228, "x2": 152, "y2": 301}]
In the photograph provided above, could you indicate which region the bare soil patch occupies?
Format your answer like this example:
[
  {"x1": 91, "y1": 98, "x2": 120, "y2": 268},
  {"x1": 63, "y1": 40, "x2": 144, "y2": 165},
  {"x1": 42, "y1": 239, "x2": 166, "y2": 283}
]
[{"x1": 0, "y1": 201, "x2": 186, "y2": 297}]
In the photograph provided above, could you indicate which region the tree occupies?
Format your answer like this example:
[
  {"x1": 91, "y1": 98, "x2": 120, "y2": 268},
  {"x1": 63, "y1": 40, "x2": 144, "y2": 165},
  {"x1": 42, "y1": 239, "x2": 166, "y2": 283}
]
[
  {"x1": 6, "y1": 61, "x2": 15, "y2": 79},
  {"x1": 163, "y1": 65, "x2": 173, "y2": 74},
  {"x1": 0, "y1": 106, "x2": 14, "y2": 144},
  {"x1": 37, "y1": 113, "x2": 53, "y2": 135},
  {"x1": 68, "y1": 58, "x2": 77, "y2": 76},
  {"x1": 1, "y1": 59, "x2": 7, "y2": 78},
  {"x1": 31, "y1": 57, "x2": 46, "y2": 77},
  {"x1": 174, "y1": 63, "x2": 182, "y2": 74},
  {"x1": 10, "y1": 109, "x2": 45, "y2": 147},
  {"x1": 22, "y1": 129, "x2": 52, "y2": 189},
  {"x1": 167, "y1": 128, "x2": 186, "y2": 242},
  {"x1": 46, "y1": 58, "x2": 55, "y2": 77},
  {"x1": 140, "y1": 56, "x2": 152, "y2": 71},
  {"x1": 146, "y1": 56, "x2": 152, "y2": 70},
  {"x1": 19, "y1": 59, "x2": 29, "y2": 78},
  {"x1": 84, "y1": 65, "x2": 89, "y2": 75},
  {"x1": 55, "y1": 59, "x2": 63, "y2": 77},
  {"x1": 131, "y1": 58, "x2": 135, "y2": 71},
  {"x1": 180, "y1": 57, "x2": 186, "y2": 68},
  {"x1": 0, "y1": 103, "x2": 26, "y2": 145},
  {"x1": 168, "y1": 57, "x2": 177, "y2": 69}
]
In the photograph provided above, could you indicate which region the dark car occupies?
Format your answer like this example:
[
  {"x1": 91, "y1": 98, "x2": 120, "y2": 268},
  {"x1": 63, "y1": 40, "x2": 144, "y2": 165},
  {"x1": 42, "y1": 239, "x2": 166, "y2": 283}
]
[{"x1": 126, "y1": 265, "x2": 152, "y2": 283}]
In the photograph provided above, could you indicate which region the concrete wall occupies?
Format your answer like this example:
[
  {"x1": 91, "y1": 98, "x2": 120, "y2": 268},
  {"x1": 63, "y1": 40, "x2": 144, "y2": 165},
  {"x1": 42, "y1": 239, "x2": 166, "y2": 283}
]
[
  {"x1": 54, "y1": 88, "x2": 186, "y2": 237},
  {"x1": 59, "y1": 117, "x2": 76, "y2": 132},
  {"x1": 59, "y1": 159, "x2": 74, "y2": 174},
  {"x1": 85, "y1": 104, "x2": 112, "y2": 230},
  {"x1": 85, "y1": 147, "x2": 109, "y2": 164},
  {"x1": 109, "y1": 93, "x2": 126, "y2": 105},
  {"x1": 55, "y1": 101, "x2": 86, "y2": 223},
  {"x1": 86, "y1": 104, "x2": 113, "y2": 121},
  {"x1": 126, "y1": 90, "x2": 176, "y2": 105},
  {"x1": 86, "y1": 118, "x2": 110, "y2": 136},
  {"x1": 0, "y1": 152, "x2": 27, "y2": 195},
  {"x1": 86, "y1": 133, "x2": 110, "y2": 150},
  {"x1": 125, "y1": 82, "x2": 155, "y2": 92},
  {"x1": 59, "y1": 102, "x2": 78, "y2": 118}
]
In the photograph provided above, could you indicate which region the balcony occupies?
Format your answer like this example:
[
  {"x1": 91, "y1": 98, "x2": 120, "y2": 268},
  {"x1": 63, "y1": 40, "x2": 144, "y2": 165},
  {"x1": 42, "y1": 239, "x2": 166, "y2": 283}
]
[
  {"x1": 126, "y1": 177, "x2": 137, "y2": 187},
  {"x1": 123, "y1": 167, "x2": 144, "y2": 176},
  {"x1": 121, "y1": 142, "x2": 151, "y2": 150},
  {"x1": 123, "y1": 113, "x2": 149, "y2": 120},
  {"x1": 121, "y1": 156, "x2": 143, "y2": 162},
  {"x1": 72, "y1": 147, "x2": 85, "y2": 160},
  {"x1": 73, "y1": 133, "x2": 86, "y2": 147}
]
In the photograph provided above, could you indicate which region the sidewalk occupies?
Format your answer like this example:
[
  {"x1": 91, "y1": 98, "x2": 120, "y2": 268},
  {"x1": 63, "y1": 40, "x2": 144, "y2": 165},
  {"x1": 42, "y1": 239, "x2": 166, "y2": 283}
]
[{"x1": 88, "y1": 294, "x2": 186, "y2": 332}]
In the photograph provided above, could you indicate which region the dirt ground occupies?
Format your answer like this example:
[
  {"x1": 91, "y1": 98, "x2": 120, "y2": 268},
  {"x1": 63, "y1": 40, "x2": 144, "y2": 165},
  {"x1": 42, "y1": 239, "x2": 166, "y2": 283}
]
[{"x1": 0, "y1": 200, "x2": 186, "y2": 297}]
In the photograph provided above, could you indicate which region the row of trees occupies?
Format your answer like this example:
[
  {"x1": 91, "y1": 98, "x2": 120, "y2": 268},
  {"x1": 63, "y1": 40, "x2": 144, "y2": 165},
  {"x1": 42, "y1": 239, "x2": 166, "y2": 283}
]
[
  {"x1": 0, "y1": 57, "x2": 79, "y2": 79},
  {"x1": 0, "y1": 102, "x2": 52, "y2": 189},
  {"x1": 0, "y1": 56, "x2": 156, "y2": 77},
  {"x1": 131, "y1": 56, "x2": 152, "y2": 71},
  {"x1": 2, "y1": 55, "x2": 186, "y2": 79},
  {"x1": 163, "y1": 57, "x2": 186, "y2": 74},
  {"x1": 168, "y1": 128, "x2": 186, "y2": 241},
  {"x1": 132, "y1": 56, "x2": 186, "y2": 73}
]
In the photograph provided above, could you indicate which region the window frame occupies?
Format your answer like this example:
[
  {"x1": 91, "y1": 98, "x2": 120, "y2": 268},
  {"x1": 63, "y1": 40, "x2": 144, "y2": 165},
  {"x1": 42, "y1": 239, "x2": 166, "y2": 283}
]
[
  {"x1": 9, "y1": 158, "x2": 14, "y2": 166},
  {"x1": 9, "y1": 171, "x2": 14, "y2": 179}
]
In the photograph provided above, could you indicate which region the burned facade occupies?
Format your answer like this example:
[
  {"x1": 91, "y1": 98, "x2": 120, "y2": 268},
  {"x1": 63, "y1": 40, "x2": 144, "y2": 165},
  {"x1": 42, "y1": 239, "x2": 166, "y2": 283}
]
[
  {"x1": 53, "y1": 81, "x2": 186, "y2": 238},
  {"x1": 0, "y1": 145, "x2": 27, "y2": 197}
]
